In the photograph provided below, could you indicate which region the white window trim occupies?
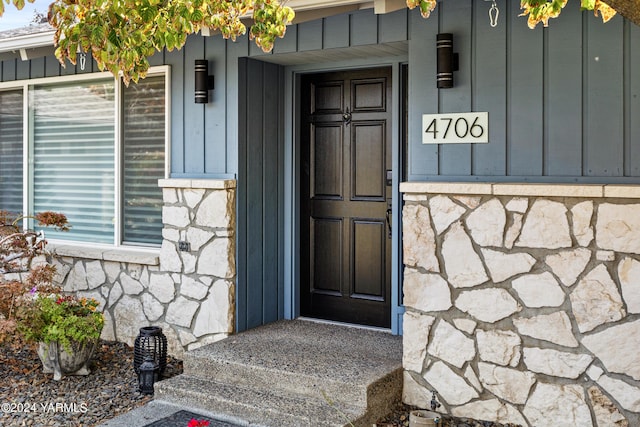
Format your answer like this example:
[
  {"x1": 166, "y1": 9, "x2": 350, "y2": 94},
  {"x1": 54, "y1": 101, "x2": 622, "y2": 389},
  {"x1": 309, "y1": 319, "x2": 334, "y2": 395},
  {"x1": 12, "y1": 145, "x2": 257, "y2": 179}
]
[{"x1": 0, "y1": 65, "x2": 171, "y2": 250}]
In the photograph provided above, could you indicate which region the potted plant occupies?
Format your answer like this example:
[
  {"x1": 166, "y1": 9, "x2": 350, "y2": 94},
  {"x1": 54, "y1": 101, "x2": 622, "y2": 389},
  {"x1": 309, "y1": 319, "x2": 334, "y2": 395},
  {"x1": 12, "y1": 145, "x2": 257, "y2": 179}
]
[
  {"x1": 16, "y1": 267, "x2": 105, "y2": 380},
  {"x1": 1, "y1": 210, "x2": 71, "y2": 344},
  {"x1": 0, "y1": 210, "x2": 104, "y2": 380}
]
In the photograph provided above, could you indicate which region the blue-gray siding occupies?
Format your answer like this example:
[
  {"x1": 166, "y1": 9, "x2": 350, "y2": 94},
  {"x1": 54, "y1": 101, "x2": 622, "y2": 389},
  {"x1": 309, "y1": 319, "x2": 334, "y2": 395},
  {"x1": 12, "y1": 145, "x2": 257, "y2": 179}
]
[
  {"x1": 407, "y1": 0, "x2": 640, "y2": 182},
  {"x1": 237, "y1": 58, "x2": 285, "y2": 332}
]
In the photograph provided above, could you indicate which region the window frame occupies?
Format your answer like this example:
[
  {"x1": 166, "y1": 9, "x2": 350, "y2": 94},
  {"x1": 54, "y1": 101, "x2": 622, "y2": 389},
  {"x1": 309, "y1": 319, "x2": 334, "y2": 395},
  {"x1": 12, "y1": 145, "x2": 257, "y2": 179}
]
[
  {"x1": 0, "y1": 88, "x2": 25, "y2": 216},
  {"x1": 0, "y1": 65, "x2": 171, "y2": 249}
]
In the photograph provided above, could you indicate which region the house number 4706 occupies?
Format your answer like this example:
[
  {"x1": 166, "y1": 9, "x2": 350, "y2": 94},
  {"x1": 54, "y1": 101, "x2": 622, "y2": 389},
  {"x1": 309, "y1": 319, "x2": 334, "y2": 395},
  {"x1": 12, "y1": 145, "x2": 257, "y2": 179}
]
[{"x1": 422, "y1": 112, "x2": 489, "y2": 144}]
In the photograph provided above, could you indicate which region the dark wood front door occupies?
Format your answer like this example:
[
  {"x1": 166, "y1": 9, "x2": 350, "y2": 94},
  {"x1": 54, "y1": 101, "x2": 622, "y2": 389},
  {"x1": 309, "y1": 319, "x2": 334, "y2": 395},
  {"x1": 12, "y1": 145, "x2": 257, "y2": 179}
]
[{"x1": 300, "y1": 67, "x2": 392, "y2": 328}]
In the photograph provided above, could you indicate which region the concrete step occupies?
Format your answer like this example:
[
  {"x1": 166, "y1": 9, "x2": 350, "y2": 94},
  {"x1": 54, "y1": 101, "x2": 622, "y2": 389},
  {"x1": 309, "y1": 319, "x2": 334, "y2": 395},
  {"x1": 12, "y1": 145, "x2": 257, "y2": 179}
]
[
  {"x1": 157, "y1": 320, "x2": 403, "y2": 427},
  {"x1": 180, "y1": 320, "x2": 403, "y2": 408},
  {"x1": 155, "y1": 374, "x2": 364, "y2": 427}
]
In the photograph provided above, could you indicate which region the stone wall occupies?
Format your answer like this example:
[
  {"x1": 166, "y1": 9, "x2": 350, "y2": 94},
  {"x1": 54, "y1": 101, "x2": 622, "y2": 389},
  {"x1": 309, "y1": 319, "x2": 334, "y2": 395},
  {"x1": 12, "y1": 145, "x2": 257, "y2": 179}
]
[
  {"x1": 400, "y1": 183, "x2": 640, "y2": 427},
  {"x1": 53, "y1": 179, "x2": 236, "y2": 358}
]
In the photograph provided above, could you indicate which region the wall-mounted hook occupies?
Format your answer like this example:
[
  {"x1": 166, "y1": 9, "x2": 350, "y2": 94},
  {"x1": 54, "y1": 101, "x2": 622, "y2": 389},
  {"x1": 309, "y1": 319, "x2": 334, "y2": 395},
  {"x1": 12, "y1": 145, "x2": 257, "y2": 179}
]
[
  {"x1": 79, "y1": 53, "x2": 87, "y2": 71},
  {"x1": 485, "y1": 0, "x2": 499, "y2": 27}
]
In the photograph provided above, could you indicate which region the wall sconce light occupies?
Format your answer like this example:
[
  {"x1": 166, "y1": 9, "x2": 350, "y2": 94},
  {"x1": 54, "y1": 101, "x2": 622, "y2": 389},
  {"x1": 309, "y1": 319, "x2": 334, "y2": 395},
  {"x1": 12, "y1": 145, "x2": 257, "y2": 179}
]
[
  {"x1": 195, "y1": 59, "x2": 215, "y2": 103},
  {"x1": 436, "y1": 33, "x2": 459, "y2": 89}
]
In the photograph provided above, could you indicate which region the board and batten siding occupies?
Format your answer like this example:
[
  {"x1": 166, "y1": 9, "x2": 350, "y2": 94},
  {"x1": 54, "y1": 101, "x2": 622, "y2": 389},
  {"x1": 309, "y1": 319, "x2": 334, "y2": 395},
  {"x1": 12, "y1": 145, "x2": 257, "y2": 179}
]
[
  {"x1": 1, "y1": 2, "x2": 638, "y2": 182},
  {"x1": 236, "y1": 58, "x2": 285, "y2": 332},
  {"x1": 0, "y1": 52, "x2": 100, "y2": 81},
  {"x1": 408, "y1": 0, "x2": 640, "y2": 182}
]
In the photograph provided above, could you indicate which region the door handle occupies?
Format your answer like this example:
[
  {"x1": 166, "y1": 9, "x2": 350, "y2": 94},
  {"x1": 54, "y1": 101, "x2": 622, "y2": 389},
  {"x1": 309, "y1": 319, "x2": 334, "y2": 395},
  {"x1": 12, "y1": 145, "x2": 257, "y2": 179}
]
[{"x1": 385, "y1": 203, "x2": 392, "y2": 238}]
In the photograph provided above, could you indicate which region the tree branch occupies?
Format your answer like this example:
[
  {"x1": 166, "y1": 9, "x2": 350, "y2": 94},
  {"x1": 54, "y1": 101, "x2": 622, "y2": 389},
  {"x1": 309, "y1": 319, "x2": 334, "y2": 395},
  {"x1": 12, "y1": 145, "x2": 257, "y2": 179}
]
[{"x1": 603, "y1": 0, "x2": 640, "y2": 26}]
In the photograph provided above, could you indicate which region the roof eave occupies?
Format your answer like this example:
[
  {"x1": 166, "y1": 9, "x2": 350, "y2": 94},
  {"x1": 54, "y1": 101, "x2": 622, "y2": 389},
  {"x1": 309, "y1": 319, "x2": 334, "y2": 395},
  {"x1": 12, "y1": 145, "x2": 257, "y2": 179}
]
[{"x1": 0, "y1": 30, "x2": 55, "y2": 54}]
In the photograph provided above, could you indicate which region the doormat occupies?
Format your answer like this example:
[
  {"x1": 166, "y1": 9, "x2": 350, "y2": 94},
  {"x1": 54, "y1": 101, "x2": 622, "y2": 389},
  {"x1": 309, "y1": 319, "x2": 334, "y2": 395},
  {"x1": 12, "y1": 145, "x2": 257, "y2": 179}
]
[{"x1": 143, "y1": 410, "x2": 244, "y2": 427}]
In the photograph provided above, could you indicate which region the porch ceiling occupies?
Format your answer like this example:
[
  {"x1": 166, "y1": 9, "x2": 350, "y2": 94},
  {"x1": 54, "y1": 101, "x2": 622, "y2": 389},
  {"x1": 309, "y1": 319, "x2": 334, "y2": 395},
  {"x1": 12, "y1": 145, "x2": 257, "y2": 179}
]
[{"x1": 256, "y1": 40, "x2": 408, "y2": 66}]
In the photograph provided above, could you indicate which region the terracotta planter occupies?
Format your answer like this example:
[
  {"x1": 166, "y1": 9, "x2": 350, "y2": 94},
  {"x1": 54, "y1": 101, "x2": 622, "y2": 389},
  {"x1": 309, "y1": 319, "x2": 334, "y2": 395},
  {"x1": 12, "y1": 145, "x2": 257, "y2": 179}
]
[{"x1": 37, "y1": 339, "x2": 99, "y2": 381}]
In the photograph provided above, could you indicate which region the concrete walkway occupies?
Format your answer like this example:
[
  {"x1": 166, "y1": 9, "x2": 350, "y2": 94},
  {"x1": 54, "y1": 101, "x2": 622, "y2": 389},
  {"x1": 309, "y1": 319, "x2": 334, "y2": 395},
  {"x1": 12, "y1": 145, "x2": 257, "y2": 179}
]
[{"x1": 100, "y1": 319, "x2": 402, "y2": 427}]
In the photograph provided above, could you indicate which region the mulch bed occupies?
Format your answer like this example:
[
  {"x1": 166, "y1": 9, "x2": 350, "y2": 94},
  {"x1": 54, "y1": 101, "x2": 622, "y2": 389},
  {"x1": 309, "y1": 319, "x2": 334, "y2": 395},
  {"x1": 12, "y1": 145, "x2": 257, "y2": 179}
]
[{"x1": 0, "y1": 340, "x2": 182, "y2": 427}]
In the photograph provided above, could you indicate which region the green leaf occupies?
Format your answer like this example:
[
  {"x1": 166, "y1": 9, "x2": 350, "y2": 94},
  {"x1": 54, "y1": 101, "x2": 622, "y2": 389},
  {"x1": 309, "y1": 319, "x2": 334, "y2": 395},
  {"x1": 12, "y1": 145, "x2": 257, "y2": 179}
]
[
  {"x1": 165, "y1": 32, "x2": 176, "y2": 50},
  {"x1": 107, "y1": 30, "x2": 120, "y2": 48},
  {"x1": 140, "y1": 5, "x2": 156, "y2": 22},
  {"x1": 581, "y1": 0, "x2": 596, "y2": 10},
  {"x1": 191, "y1": 9, "x2": 203, "y2": 22}
]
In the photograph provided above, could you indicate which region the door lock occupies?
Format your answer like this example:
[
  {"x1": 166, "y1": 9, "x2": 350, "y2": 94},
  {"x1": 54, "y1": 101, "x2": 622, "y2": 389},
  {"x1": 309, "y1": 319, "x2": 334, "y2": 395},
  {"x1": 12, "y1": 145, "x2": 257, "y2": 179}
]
[{"x1": 342, "y1": 107, "x2": 352, "y2": 125}]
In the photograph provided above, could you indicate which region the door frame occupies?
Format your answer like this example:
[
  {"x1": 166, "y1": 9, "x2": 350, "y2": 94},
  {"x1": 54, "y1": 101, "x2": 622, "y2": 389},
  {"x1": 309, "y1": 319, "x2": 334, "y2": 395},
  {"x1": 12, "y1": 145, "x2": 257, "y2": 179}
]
[{"x1": 281, "y1": 57, "x2": 407, "y2": 334}]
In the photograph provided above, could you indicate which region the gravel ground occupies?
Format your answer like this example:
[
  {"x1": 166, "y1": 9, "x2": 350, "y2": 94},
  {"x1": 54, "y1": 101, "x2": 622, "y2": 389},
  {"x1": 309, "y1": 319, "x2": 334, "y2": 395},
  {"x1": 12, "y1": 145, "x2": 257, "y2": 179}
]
[
  {"x1": 0, "y1": 340, "x2": 182, "y2": 427},
  {"x1": 1, "y1": 340, "x2": 518, "y2": 427}
]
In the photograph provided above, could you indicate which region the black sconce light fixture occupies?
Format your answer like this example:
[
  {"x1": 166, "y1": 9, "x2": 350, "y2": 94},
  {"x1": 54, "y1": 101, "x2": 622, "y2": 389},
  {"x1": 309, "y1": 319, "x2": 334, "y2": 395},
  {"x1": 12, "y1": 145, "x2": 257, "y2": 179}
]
[
  {"x1": 195, "y1": 59, "x2": 215, "y2": 103},
  {"x1": 436, "y1": 33, "x2": 459, "y2": 89}
]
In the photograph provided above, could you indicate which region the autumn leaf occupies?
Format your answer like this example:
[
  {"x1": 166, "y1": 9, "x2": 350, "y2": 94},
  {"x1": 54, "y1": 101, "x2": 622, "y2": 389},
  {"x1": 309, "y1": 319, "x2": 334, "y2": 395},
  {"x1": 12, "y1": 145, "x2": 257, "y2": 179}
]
[{"x1": 594, "y1": 0, "x2": 617, "y2": 22}]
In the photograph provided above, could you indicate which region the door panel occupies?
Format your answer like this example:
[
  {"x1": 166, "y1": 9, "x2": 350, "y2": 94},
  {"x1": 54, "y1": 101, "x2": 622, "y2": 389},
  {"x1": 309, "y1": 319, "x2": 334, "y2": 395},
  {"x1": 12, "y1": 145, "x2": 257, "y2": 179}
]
[
  {"x1": 311, "y1": 217, "x2": 342, "y2": 294},
  {"x1": 312, "y1": 123, "x2": 343, "y2": 199},
  {"x1": 352, "y1": 220, "x2": 386, "y2": 299},
  {"x1": 313, "y1": 82, "x2": 344, "y2": 113},
  {"x1": 352, "y1": 79, "x2": 386, "y2": 112},
  {"x1": 353, "y1": 121, "x2": 386, "y2": 200},
  {"x1": 301, "y1": 67, "x2": 392, "y2": 328}
]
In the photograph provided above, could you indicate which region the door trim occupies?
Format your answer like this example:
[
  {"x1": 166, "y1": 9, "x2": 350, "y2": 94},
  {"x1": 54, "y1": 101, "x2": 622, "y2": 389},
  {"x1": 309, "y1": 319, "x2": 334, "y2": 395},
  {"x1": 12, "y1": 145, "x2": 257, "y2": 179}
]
[{"x1": 282, "y1": 60, "x2": 405, "y2": 334}]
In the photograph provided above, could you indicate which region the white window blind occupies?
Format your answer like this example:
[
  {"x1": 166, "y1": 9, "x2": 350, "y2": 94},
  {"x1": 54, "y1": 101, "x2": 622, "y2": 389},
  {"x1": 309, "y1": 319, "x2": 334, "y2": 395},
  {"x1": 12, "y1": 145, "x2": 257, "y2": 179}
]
[
  {"x1": 32, "y1": 81, "x2": 116, "y2": 243},
  {"x1": 0, "y1": 90, "x2": 24, "y2": 216},
  {"x1": 122, "y1": 75, "x2": 165, "y2": 245}
]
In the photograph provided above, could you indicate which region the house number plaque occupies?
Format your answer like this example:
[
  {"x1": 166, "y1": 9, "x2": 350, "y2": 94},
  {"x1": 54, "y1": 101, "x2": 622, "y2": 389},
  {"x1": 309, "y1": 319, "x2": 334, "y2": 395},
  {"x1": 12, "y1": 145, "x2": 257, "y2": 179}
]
[{"x1": 422, "y1": 112, "x2": 489, "y2": 144}]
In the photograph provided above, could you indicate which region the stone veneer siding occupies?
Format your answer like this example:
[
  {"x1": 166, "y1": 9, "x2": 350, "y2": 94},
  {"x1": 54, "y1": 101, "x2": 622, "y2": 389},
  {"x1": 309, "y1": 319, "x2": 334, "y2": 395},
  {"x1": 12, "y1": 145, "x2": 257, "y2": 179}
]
[
  {"x1": 49, "y1": 179, "x2": 236, "y2": 358},
  {"x1": 400, "y1": 183, "x2": 640, "y2": 427}
]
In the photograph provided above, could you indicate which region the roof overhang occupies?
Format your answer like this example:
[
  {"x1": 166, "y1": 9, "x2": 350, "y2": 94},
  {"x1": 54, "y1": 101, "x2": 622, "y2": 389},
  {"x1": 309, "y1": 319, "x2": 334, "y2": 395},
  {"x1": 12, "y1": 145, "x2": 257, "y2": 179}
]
[
  {"x1": 288, "y1": 0, "x2": 406, "y2": 22},
  {"x1": 0, "y1": 29, "x2": 55, "y2": 58},
  {"x1": 287, "y1": 0, "x2": 406, "y2": 14}
]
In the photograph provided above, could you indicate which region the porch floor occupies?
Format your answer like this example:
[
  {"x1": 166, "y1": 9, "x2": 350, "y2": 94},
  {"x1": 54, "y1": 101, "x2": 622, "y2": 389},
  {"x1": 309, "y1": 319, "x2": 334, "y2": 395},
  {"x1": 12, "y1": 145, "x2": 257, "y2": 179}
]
[{"x1": 99, "y1": 319, "x2": 403, "y2": 427}]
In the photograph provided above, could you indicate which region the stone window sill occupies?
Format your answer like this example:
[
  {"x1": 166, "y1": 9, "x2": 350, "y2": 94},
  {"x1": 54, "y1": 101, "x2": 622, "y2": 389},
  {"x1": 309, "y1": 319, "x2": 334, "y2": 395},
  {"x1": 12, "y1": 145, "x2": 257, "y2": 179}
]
[
  {"x1": 48, "y1": 242, "x2": 160, "y2": 266},
  {"x1": 400, "y1": 182, "x2": 640, "y2": 199},
  {"x1": 158, "y1": 178, "x2": 236, "y2": 189}
]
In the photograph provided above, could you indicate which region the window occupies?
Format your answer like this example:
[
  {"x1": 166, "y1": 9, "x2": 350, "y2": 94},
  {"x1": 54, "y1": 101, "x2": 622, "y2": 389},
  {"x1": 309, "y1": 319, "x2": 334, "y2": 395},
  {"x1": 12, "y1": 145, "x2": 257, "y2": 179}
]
[
  {"x1": 32, "y1": 80, "x2": 116, "y2": 243},
  {"x1": 122, "y1": 76, "x2": 166, "y2": 245},
  {"x1": 0, "y1": 90, "x2": 24, "y2": 216},
  {"x1": 0, "y1": 67, "x2": 169, "y2": 247}
]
